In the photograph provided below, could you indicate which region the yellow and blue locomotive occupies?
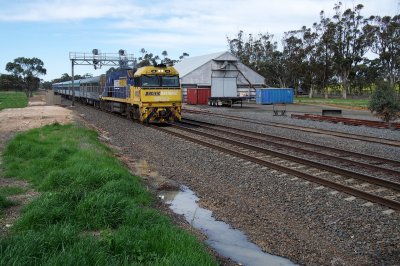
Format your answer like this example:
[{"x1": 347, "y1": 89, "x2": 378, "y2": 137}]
[
  {"x1": 101, "y1": 65, "x2": 182, "y2": 123},
  {"x1": 52, "y1": 65, "x2": 182, "y2": 123}
]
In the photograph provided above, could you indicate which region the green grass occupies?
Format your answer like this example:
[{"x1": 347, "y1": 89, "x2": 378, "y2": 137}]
[
  {"x1": 0, "y1": 123, "x2": 217, "y2": 265},
  {"x1": 295, "y1": 97, "x2": 369, "y2": 109},
  {"x1": 0, "y1": 91, "x2": 28, "y2": 111},
  {"x1": 0, "y1": 186, "x2": 26, "y2": 216},
  {"x1": 0, "y1": 186, "x2": 27, "y2": 197},
  {"x1": 0, "y1": 195, "x2": 14, "y2": 216}
]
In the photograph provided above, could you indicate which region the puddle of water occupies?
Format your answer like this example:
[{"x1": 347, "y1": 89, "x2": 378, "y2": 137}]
[
  {"x1": 134, "y1": 160, "x2": 152, "y2": 176},
  {"x1": 134, "y1": 159, "x2": 161, "y2": 179},
  {"x1": 160, "y1": 186, "x2": 296, "y2": 266}
]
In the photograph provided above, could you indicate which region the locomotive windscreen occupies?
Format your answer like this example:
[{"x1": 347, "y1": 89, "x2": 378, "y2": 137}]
[
  {"x1": 141, "y1": 75, "x2": 180, "y2": 88},
  {"x1": 161, "y1": 76, "x2": 179, "y2": 87}
]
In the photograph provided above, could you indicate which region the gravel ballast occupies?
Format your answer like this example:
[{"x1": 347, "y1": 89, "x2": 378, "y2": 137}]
[{"x1": 73, "y1": 103, "x2": 400, "y2": 266}]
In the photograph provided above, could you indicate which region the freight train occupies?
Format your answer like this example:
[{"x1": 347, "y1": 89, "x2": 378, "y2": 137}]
[{"x1": 52, "y1": 65, "x2": 182, "y2": 123}]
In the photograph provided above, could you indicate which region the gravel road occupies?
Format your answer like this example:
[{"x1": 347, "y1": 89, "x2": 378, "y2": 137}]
[{"x1": 72, "y1": 102, "x2": 400, "y2": 266}]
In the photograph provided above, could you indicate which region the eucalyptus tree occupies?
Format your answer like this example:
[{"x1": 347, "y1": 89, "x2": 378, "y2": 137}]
[
  {"x1": 50, "y1": 73, "x2": 70, "y2": 84},
  {"x1": 313, "y1": 11, "x2": 337, "y2": 98},
  {"x1": 228, "y1": 31, "x2": 250, "y2": 66},
  {"x1": 282, "y1": 30, "x2": 305, "y2": 89},
  {"x1": 0, "y1": 74, "x2": 24, "y2": 91},
  {"x1": 5, "y1": 57, "x2": 47, "y2": 97},
  {"x1": 365, "y1": 15, "x2": 400, "y2": 88},
  {"x1": 137, "y1": 48, "x2": 160, "y2": 67},
  {"x1": 349, "y1": 58, "x2": 383, "y2": 94},
  {"x1": 161, "y1": 50, "x2": 173, "y2": 66},
  {"x1": 293, "y1": 25, "x2": 325, "y2": 98},
  {"x1": 60, "y1": 73, "x2": 71, "y2": 82},
  {"x1": 228, "y1": 31, "x2": 284, "y2": 87},
  {"x1": 255, "y1": 33, "x2": 284, "y2": 87},
  {"x1": 329, "y1": 2, "x2": 369, "y2": 99},
  {"x1": 137, "y1": 49, "x2": 188, "y2": 67},
  {"x1": 281, "y1": 24, "x2": 331, "y2": 97},
  {"x1": 178, "y1": 52, "x2": 190, "y2": 61}
]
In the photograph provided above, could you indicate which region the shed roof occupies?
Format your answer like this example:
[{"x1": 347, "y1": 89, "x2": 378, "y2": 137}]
[{"x1": 174, "y1": 51, "x2": 237, "y2": 77}]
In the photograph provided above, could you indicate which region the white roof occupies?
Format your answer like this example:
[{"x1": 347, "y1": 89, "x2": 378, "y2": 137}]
[{"x1": 175, "y1": 51, "x2": 235, "y2": 77}]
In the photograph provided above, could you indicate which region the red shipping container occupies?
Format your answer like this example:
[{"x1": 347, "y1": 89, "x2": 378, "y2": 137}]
[{"x1": 187, "y1": 88, "x2": 211, "y2": 105}]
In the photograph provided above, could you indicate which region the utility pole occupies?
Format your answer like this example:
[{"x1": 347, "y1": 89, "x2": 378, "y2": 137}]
[{"x1": 71, "y1": 59, "x2": 75, "y2": 106}]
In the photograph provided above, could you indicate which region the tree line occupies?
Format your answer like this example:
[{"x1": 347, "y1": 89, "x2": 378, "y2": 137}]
[
  {"x1": 227, "y1": 2, "x2": 399, "y2": 98},
  {"x1": 136, "y1": 49, "x2": 189, "y2": 67}
]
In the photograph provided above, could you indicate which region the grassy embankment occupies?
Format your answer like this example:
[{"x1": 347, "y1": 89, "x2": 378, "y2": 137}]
[
  {"x1": 0, "y1": 91, "x2": 29, "y2": 214},
  {"x1": 0, "y1": 91, "x2": 28, "y2": 111},
  {"x1": 295, "y1": 97, "x2": 369, "y2": 109},
  {"x1": 0, "y1": 124, "x2": 217, "y2": 265}
]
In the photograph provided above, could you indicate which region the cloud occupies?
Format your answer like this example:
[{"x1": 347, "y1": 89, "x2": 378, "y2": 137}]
[
  {"x1": 1, "y1": 0, "x2": 398, "y2": 56},
  {"x1": 2, "y1": 0, "x2": 396, "y2": 23},
  {"x1": 0, "y1": 0, "x2": 139, "y2": 21}
]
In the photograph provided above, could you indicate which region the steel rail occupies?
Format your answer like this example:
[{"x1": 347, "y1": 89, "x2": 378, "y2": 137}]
[
  {"x1": 173, "y1": 123, "x2": 400, "y2": 192},
  {"x1": 181, "y1": 119, "x2": 400, "y2": 175},
  {"x1": 292, "y1": 114, "x2": 400, "y2": 129},
  {"x1": 153, "y1": 125, "x2": 400, "y2": 211},
  {"x1": 183, "y1": 109, "x2": 400, "y2": 147}
]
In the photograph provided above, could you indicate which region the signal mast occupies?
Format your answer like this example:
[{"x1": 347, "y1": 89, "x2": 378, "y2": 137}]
[{"x1": 69, "y1": 49, "x2": 136, "y2": 106}]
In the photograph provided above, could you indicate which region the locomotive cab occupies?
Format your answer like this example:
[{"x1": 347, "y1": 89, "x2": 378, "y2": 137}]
[{"x1": 131, "y1": 65, "x2": 182, "y2": 123}]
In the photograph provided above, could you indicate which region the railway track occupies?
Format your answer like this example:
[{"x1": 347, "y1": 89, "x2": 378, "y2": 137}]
[
  {"x1": 183, "y1": 109, "x2": 400, "y2": 148},
  {"x1": 153, "y1": 122, "x2": 400, "y2": 211},
  {"x1": 182, "y1": 118, "x2": 400, "y2": 179},
  {"x1": 73, "y1": 101, "x2": 400, "y2": 211},
  {"x1": 291, "y1": 113, "x2": 400, "y2": 129}
]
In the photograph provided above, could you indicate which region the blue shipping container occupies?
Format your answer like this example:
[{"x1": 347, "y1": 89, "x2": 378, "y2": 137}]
[{"x1": 256, "y1": 88, "x2": 294, "y2": 104}]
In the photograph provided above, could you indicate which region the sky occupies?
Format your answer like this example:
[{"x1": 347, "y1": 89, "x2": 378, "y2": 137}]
[{"x1": 0, "y1": 0, "x2": 398, "y2": 81}]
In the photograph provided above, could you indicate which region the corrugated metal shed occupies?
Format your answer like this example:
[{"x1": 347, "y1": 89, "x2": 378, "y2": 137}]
[
  {"x1": 174, "y1": 51, "x2": 265, "y2": 102},
  {"x1": 174, "y1": 51, "x2": 265, "y2": 87}
]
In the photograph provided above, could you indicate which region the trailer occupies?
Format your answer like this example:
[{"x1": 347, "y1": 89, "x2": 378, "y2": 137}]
[{"x1": 208, "y1": 96, "x2": 253, "y2": 107}]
